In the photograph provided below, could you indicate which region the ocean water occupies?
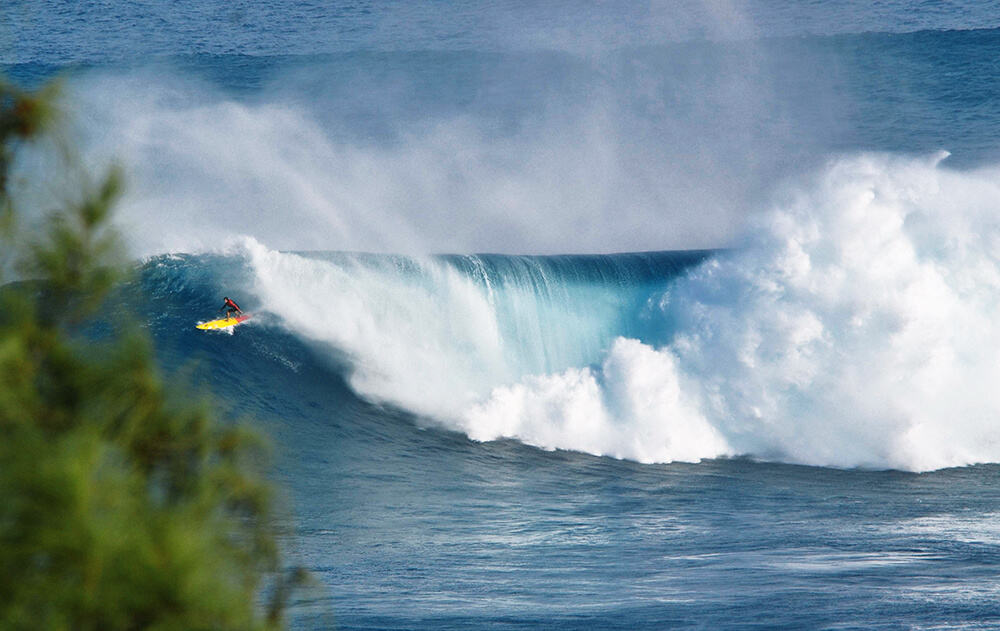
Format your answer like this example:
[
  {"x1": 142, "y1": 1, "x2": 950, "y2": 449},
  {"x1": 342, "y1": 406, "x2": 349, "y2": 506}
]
[{"x1": 6, "y1": 1, "x2": 1000, "y2": 628}]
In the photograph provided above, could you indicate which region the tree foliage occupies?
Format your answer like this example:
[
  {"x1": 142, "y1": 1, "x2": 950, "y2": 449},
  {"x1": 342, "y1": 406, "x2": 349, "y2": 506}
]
[{"x1": 0, "y1": 78, "x2": 297, "y2": 630}]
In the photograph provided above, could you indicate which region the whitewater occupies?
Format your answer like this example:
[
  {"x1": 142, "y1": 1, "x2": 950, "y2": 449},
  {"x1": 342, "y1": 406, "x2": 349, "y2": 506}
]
[{"x1": 188, "y1": 150, "x2": 993, "y2": 473}]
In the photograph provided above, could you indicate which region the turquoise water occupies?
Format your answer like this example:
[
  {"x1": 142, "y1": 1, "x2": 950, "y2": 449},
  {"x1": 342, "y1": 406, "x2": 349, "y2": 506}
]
[{"x1": 8, "y1": 1, "x2": 1000, "y2": 628}]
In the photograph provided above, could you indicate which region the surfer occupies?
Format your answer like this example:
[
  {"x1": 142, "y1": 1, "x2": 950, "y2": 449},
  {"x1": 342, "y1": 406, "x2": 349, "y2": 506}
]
[
  {"x1": 219, "y1": 296, "x2": 243, "y2": 319},
  {"x1": 195, "y1": 298, "x2": 251, "y2": 330}
]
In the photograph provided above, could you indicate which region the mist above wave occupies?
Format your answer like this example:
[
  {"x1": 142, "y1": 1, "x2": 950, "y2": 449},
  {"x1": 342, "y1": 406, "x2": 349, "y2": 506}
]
[{"x1": 59, "y1": 43, "x2": 801, "y2": 257}]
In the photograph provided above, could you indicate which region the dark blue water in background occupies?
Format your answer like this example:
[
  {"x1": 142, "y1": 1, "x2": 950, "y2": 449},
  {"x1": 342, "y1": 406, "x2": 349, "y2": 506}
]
[{"x1": 8, "y1": 2, "x2": 1000, "y2": 628}]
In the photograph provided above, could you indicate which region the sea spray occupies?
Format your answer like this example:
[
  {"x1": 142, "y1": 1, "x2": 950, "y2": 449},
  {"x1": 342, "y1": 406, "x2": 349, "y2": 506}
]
[{"x1": 60, "y1": 45, "x2": 793, "y2": 258}]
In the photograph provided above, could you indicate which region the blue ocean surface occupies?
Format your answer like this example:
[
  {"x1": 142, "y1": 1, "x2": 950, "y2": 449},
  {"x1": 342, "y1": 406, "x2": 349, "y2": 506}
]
[{"x1": 7, "y1": 1, "x2": 1000, "y2": 629}]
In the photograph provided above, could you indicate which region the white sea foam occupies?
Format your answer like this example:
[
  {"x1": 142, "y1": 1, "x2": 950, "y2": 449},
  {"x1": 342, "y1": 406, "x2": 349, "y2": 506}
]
[
  {"x1": 248, "y1": 153, "x2": 1000, "y2": 471},
  {"x1": 460, "y1": 337, "x2": 730, "y2": 463},
  {"x1": 462, "y1": 153, "x2": 1000, "y2": 470}
]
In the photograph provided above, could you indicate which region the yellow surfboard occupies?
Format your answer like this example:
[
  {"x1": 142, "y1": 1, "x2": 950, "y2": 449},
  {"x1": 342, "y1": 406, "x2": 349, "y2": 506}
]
[{"x1": 196, "y1": 314, "x2": 252, "y2": 330}]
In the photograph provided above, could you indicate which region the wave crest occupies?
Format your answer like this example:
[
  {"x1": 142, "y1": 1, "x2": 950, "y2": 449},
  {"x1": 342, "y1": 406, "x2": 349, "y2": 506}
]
[{"x1": 246, "y1": 154, "x2": 1000, "y2": 471}]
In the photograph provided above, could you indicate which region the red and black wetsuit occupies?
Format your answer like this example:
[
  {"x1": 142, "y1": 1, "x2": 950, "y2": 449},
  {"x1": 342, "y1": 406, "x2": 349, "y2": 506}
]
[{"x1": 221, "y1": 297, "x2": 242, "y2": 318}]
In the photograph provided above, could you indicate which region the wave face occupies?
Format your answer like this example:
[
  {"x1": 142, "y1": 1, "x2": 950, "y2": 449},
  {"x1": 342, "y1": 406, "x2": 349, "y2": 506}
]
[
  {"x1": 133, "y1": 153, "x2": 1000, "y2": 473},
  {"x1": 242, "y1": 241, "x2": 708, "y2": 419}
]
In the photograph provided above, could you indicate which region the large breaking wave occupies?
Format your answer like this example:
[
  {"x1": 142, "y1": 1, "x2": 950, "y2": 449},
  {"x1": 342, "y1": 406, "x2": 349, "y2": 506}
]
[
  {"x1": 224, "y1": 153, "x2": 1000, "y2": 472},
  {"x1": 46, "y1": 58, "x2": 1000, "y2": 472}
]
